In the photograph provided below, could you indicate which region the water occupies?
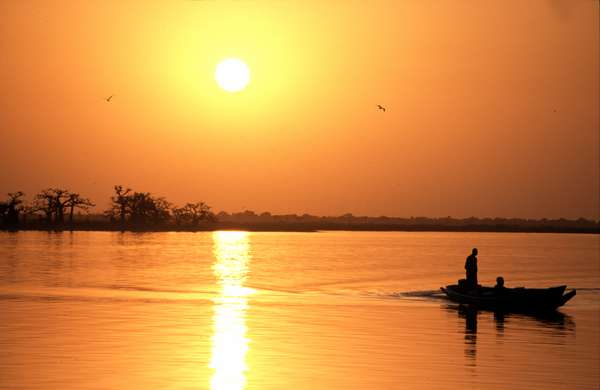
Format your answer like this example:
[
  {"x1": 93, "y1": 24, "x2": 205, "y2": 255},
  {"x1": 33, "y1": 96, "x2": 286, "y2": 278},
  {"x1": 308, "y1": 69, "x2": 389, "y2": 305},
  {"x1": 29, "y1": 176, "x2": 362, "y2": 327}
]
[{"x1": 0, "y1": 231, "x2": 598, "y2": 389}]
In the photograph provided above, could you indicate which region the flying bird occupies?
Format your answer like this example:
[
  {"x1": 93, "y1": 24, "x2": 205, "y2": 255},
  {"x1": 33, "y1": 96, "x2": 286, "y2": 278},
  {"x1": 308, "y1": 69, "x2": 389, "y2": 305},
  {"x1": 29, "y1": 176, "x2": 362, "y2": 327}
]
[
  {"x1": 377, "y1": 104, "x2": 386, "y2": 112},
  {"x1": 105, "y1": 95, "x2": 113, "y2": 102}
]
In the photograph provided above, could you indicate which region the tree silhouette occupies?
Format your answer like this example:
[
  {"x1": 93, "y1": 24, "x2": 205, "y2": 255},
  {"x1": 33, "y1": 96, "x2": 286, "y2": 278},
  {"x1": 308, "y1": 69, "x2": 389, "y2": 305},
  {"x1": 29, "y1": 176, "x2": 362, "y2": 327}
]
[
  {"x1": 20, "y1": 204, "x2": 38, "y2": 226},
  {"x1": 126, "y1": 192, "x2": 171, "y2": 226},
  {"x1": 172, "y1": 202, "x2": 215, "y2": 227},
  {"x1": 0, "y1": 203, "x2": 6, "y2": 225},
  {"x1": 65, "y1": 193, "x2": 95, "y2": 224},
  {"x1": 107, "y1": 186, "x2": 173, "y2": 227},
  {"x1": 128, "y1": 192, "x2": 153, "y2": 225},
  {"x1": 33, "y1": 189, "x2": 58, "y2": 224},
  {"x1": 109, "y1": 185, "x2": 131, "y2": 226},
  {"x1": 51, "y1": 189, "x2": 71, "y2": 224},
  {"x1": 0, "y1": 191, "x2": 25, "y2": 228},
  {"x1": 33, "y1": 188, "x2": 91, "y2": 226},
  {"x1": 151, "y1": 197, "x2": 172, "y2": 224},
  {"x1": 34, "y1": 188, "x2": 70, "y2": 224}
]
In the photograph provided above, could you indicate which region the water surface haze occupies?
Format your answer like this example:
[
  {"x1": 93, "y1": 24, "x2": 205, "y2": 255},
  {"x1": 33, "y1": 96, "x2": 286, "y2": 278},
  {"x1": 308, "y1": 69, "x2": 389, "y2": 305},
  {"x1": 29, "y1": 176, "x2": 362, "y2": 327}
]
[{"x1": 1, "y1": 231, "x2": 598, "y2": 389}]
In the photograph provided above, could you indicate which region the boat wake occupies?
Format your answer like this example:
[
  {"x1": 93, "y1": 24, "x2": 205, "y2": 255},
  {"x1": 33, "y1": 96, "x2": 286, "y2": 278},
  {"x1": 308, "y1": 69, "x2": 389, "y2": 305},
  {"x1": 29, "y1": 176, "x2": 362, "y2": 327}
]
[
  {"x1": 575, "y1": 287, "x2": 600, "y2": 292},
  {"x1": 0, "y1": 284, "x2": 217, "y2": 304},
  {"x1": 390, "y1": 289, "x2": 447, "y2": 300}
]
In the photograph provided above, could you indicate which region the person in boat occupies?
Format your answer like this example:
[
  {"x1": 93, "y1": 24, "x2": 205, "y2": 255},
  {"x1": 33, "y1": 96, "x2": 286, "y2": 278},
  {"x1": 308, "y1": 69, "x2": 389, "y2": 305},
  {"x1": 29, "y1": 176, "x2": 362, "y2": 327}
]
[
  {"x1": 465, "y1": 248, "x2": 478, "y2": 288},
  {"x1": 494, "y1": 276, "x2": 506, "y2": 292}
]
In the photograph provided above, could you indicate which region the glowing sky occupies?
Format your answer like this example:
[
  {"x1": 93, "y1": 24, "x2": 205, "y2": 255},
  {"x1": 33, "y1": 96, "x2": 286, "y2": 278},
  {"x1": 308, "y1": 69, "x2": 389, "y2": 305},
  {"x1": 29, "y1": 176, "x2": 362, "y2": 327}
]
[{"x1": 0, "y1": 1, "x2": 598, "y2": 218}]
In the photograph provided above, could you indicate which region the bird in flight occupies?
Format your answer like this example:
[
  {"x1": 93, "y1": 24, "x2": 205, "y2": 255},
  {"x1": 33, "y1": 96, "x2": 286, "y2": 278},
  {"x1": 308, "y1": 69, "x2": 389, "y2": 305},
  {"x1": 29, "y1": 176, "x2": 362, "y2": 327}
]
[
  {"x1": 105, "y1": 95, "x2": 113, "y2": 102},
  {"x1": 377, "y1": 104, "x2": 386, "y2": 112}
]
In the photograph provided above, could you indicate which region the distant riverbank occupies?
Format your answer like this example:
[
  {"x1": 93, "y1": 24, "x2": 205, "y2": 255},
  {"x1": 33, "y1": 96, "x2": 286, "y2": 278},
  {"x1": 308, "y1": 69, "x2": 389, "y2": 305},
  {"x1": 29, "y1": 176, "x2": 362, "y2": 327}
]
[
  {"x1": 5, "y1": 221, "x2": 599, "y2": 234},
  {"x1": 4, "y1": 188, "x2": 598, "y2": 234}
]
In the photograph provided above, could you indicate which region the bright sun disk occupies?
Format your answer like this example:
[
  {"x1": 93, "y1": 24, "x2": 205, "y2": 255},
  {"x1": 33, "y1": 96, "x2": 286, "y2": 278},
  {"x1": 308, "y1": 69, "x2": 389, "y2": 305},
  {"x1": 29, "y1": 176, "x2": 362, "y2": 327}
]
[{"x1": 215, "y1": 58, "x2": 250, "y2": 93}]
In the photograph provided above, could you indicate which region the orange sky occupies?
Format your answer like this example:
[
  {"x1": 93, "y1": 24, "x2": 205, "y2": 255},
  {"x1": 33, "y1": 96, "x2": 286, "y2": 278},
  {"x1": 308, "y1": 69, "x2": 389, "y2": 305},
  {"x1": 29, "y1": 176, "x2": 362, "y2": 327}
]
[{"x1": 1, "y1": 1, "x2": 598, "y2": 219}]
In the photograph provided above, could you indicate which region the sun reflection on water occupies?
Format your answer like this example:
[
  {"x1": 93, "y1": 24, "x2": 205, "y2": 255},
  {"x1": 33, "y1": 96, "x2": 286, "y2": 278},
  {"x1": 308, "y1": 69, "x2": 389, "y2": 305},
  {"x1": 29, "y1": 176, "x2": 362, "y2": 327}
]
[{"x1": 210, "y1": 231, "x2": 253, "y2": 390}]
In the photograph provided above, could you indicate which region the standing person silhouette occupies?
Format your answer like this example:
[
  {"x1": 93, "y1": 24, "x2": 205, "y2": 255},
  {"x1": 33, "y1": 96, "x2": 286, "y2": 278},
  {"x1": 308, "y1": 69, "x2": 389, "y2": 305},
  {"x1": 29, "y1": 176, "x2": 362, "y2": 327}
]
[{"x1": 465, "y1": 248, "x2": 478, "y2": 289}]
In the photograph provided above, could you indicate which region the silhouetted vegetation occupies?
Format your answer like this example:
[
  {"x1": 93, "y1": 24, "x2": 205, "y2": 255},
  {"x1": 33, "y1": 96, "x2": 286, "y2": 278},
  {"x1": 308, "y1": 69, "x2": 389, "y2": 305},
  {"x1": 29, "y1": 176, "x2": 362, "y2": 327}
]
[
  {"x1": 214, "y1": 211, "x2": 600, "y2": 233},
  {"x1": 65, "y1": 192, "x2": 95, "y2": 224},
  {"x1": 1, "y1": 185, "x2": 216, "y2": 231},
  {"x1": 1, "y1": 187, "x2": 598, "y2": 233},
  {"x1": 31, "y1": 188, "x2": 94, "y2": 226},
  {"x1": 106, "y1": 186, "x2": 173, "y2": 228},
  {"x1": 0, "y1": 191, "x2": 25, "y2": 229},
  {"x1": 172, "y1": 202, "x2": 216, "y2": 227}
]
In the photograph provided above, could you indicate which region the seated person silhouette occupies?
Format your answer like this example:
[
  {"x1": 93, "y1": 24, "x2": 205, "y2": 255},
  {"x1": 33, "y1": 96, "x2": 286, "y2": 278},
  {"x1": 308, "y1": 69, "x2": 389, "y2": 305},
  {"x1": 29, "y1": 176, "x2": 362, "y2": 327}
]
[{"x1": 494, "y1": 276, "x2": 506, "y2": 293}]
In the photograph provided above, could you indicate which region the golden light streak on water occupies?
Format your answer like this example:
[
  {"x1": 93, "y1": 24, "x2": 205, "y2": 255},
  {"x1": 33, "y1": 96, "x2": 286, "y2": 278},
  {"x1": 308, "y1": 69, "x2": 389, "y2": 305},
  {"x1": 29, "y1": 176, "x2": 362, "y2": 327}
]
[{"x1": 210, "y1": 231, "x2": 253, "y2": 390}]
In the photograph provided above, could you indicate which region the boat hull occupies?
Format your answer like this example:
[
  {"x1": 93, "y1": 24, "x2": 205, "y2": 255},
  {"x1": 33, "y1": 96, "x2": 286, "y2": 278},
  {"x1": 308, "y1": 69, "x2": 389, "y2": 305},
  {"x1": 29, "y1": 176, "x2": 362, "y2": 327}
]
[{"x1": 441, "y1": 284, "x2": 576, "y2": 312}]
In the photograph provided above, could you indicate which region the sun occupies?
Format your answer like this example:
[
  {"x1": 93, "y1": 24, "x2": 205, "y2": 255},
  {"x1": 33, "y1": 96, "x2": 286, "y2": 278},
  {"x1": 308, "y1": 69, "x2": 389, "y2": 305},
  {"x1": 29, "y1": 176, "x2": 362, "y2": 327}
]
[{"x1": 215, "y1": 58, "x2": 250, "y2": 93}]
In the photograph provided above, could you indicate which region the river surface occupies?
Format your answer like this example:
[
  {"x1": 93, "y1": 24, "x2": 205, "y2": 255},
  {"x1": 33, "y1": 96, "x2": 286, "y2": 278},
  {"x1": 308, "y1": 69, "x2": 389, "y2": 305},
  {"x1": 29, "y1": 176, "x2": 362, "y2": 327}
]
[{"x1": 0, "y1": 231, "x2": 598, "y2": 389}]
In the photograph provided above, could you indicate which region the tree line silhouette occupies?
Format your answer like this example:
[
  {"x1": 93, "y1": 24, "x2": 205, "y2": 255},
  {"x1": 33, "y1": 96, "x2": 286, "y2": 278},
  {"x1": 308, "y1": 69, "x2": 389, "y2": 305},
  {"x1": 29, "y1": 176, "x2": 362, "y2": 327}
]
[
  {"x1": 0, "y1": 185, "x2": 215, "y2": 231},
  {"x1": 1, "y1": 187, "x2": 598, "y2": 233},
  {"x1": 214, "y1": 211, "x2": 599, "y2": 233}
]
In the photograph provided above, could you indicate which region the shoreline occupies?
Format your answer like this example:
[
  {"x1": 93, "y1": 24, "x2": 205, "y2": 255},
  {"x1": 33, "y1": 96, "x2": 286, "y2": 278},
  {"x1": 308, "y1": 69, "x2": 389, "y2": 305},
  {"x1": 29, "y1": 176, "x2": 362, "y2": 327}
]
[{"x1": 3, "y1": 224, "x2": 599, "y2": 234}]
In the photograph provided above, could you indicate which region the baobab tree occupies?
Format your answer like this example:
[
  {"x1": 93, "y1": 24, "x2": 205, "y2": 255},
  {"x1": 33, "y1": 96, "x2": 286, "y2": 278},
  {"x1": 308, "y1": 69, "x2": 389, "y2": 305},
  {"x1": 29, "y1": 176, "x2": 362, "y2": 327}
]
[
  {"x1": 108, "y1": 185, "x2": 131, "y2": 226},
  {"x1": 33, "y1": 188, "x2": 92, "y2": 226},
  {"x1": 65, "y1": 193, "x2": 95, "y2": 224},
  {"x1": 33, "y1": 190, "x2": 54, "y2": 224},
  {"x1": 34, "y1": 188, "x2": 71, "y2": 224},
  {"x1": 107, "y1": 186, "x2": 172, "y2": 227}
]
